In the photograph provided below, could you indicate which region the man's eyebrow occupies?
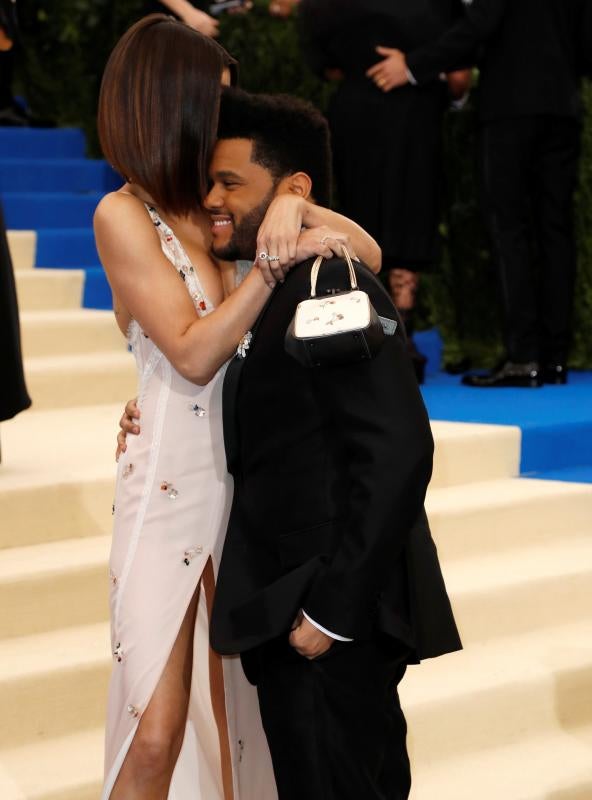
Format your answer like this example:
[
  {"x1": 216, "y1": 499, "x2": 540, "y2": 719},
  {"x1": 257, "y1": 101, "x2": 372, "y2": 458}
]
[{"x1": 214, "y1": 170, "x2": 244, "y2": 181}]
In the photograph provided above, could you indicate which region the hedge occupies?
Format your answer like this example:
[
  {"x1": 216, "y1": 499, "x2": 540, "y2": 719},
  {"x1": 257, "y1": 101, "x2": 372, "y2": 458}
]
[{"x1": 15, "y1": 0, "x2": 592, "y2": 367}]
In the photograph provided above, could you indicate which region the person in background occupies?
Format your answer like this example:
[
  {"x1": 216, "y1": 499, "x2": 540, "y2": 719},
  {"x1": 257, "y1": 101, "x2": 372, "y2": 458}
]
[
  {"x1": 299, "y1": 0, "x2": 471, "y2": 383},
  {"x1": 373, "y1": 0, "x2": 592, "y2": 387},
  {"x1": 144, "y1": 0, "x2": 252, "y2": 38},
  {"x1": 0, "y1": 202, "x2": 31, "y2": 456},
  {"x1": 0, "y1": 0, "x2": 26, "y2": 126}
]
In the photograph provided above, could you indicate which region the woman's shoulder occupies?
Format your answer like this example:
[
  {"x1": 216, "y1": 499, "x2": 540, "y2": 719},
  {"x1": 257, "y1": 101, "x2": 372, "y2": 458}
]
[{"x1": 94, "y1": 190, "x2": 151, "y2": 229}]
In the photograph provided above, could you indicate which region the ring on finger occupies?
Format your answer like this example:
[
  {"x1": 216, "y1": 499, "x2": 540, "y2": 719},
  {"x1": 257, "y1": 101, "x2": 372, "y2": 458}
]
[
  {"x1": 266, "y1": 255, "x2": 281, "y2": 262},
  {"x1": 258, "y1": 251, "x2": 269, "y2": 261}
]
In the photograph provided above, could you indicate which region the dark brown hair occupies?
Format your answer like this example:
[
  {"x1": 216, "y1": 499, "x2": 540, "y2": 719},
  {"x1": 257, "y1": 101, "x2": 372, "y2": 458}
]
[{"x1": 98, "y1": 14, "x2": 236, "y2": 217}]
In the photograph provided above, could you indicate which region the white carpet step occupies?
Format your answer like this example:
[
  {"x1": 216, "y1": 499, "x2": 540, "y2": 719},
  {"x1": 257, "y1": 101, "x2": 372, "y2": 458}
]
[
  {"x1": 0, "y1": 727, "x2": 103, "y2": 800},
  {"x1": 24, "y1": 351, "x2": 136, "y2": 410},
  {"x1": 0, "y1": 536, "x2": 110, "y2": 638},
  {"x1": 427, "y1": 477, "x2": 592, "y2": 559},
  {"x1": 410, "y1": 727, "x2": 592, "y2": 800},
  {"x1": 0, "y1": 622, "x2": 110, "y2": 749},
  {"x1": 430, "y1": 421, "x2": 520, "y2": 487},
  {"x1": 401, "y1": 620, "x2": 592, "y2": 765},
  {"x1": 20, "y1": 310, "x2": 124, "y2": 358},
  {"x1": 7, "y1": 230, "x2": 36, "y2": 271},
  {"x1": 447, "y1": 535, "x2": 592, "y2": 644},
  {"x1": 15, "y1": 270, "x2": 84, "y2": 312}
]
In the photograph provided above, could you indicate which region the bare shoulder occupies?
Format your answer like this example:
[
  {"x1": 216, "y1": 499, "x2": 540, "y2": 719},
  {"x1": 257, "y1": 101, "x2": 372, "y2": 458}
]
[{"x1": 94, "y1": 191, "x2": 152, "y2": 234}]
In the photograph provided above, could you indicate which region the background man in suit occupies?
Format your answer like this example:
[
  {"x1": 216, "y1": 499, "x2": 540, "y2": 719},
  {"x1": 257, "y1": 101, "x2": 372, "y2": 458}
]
[
  {"x1": 207, "y1": 88, "x2": 461, "y2": 799},
  {"x1": 368, "y1": 0, "x2": 592, "y2": 386}
]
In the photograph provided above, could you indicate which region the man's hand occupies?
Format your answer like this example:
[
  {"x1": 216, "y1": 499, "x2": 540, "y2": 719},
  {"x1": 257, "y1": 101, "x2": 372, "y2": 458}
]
[
  {"x1": 366, "y1": 46, "x2": 409, "y2": 92},
  {"x1": 289, "y1": 613, "x2": 334, "y2": 660},
  {"x1": 446, "y1": 69, "x2": 472, "y2": 101},
  {"x1": 0, "y1": 26, "x2": 13, "y2": 52},
  {"x1": 294, "y1": 226, "x2": 357, "y2": 264},
  {"x1": 116, "y1": 398, "x2": 140, "y2": 461},
  {"x1": 269, "y1": 0, "x2": 299, "y2": 18}
]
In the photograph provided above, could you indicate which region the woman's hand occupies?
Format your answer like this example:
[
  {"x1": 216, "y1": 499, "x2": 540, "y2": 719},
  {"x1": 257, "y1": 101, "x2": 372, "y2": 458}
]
[
  {"x1": 256, "y1": 194, "x2": 306, "y2": 286},
  {"x1": 366, "y1": 46, "x2": 409, "y2": 92},
  {"x1": 294, "y1": 226, "x2": 357, "y2": 264},
  {"x1": 180, "y1": 6, "x2": 220, "y2": 37}
]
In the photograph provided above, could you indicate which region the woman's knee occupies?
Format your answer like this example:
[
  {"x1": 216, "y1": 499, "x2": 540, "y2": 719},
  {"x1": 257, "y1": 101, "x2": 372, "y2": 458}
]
[{"x1": 130, "y1": 721, "x2": 185, "y2": 778}]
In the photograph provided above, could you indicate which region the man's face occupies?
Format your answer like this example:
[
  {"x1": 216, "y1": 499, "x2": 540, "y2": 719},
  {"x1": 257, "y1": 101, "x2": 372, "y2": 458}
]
[{"x1": 204, "y1": 138, "x2": 278, "y2": 262}]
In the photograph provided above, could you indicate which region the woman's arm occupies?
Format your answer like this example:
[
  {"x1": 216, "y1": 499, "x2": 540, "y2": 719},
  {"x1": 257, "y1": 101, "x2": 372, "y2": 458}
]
[
  {"x1": 157, "y1": 0, "x2": 219, "y2": 37},
  {"x1": 256, "y1": 195, "x2": 382, "y2": 278},
  {"x1": 94, "y1": 193, "x2": 271, "y2": 385}
]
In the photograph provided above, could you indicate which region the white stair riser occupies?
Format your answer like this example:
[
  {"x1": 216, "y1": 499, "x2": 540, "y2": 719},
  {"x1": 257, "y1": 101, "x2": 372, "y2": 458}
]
[
  {"x1": 0, "y1": 661, "x2": 109, "y2": 749},
  {"x1": 37, "y1": 784, "x2": 101, "y2": 800},
  {"x1": 451, "y1": 570, "x2": 592, "y2": 645},
  {"x1": 7, "y1": 230, "x2": 36, "y2": 271},
  {"x1": 428, "y1": 492, "x2": 592, "y2": 560},
  {"x1": 0, "y1": 480, "x2": 113, "y2": 550},
  {"x1": 402, "y1": 660, "x2": 592, "y2": 765},
  {"x1": 24, "y1": 361, "x2": 136, "y2": 410},
  {"x1": 431, "y1": 430, "x2": 520, "y2": 488},
  {"x1": 0, "y1": 565, "x2": 109, "y2": 639},
  {"x1": 21, "y1": 316, "x2": 123, "y2": 358},
  {"x1": 15, "y1": 271, "x2": 84, "y2": 312}
]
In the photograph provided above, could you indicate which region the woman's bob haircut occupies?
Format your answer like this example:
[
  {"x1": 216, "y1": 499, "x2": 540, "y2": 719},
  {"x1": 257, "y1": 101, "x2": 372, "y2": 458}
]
[{"x1": 98, "y1": 14, "x2": 236, "y2": 217}]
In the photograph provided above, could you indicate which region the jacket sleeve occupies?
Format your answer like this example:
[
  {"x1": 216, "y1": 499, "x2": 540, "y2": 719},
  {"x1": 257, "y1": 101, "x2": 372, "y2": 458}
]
[
  {"x1": 302, "y1": 267, "x2": 434, "y2": 640},
  {"x1": 406, "y1": 0, "x2": 509, "y2": 84}
]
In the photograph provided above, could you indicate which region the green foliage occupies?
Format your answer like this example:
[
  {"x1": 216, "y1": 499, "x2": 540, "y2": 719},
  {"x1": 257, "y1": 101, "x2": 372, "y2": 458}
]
[{"x1": 15, "y1": 0, "x2": 592, "y2": 366}]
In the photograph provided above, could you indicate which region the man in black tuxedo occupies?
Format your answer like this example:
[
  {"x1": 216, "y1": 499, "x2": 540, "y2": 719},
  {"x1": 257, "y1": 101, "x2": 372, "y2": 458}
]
[
  {"x1": 207, "y1": 88, "x2": 461, "y2": 799},
  {"x1": 368, "y1": 0, "x2": 592, "y2": 386}
]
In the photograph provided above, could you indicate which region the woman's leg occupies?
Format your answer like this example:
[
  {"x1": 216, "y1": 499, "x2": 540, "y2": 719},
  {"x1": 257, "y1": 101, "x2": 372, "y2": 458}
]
[{"x1": 110, "y1": 584, "x2": 200, "y2": 800}]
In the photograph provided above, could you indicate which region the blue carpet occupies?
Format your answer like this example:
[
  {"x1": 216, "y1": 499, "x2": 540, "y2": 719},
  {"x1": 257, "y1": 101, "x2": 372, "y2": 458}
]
[
  {"x1": 2, "y1": 192, "x2": 103, "y2": 229},
  {"x1": 0, "y1": 128, "x2": 86, "y2": 158},
  {"x1": 36, "y1": 229, "x2": 100, "y2": 269},
  {"x1": 0, "y1": 159, "x2": 120, "y2": 193},
  {"x1": 83, "y1": 267, "x2": 113, "y2": 310}
]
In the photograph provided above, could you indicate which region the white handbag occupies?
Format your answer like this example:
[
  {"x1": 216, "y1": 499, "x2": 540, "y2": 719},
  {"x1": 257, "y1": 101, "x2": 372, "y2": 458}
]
[{"x1": 285, "y1": 248, "x2": 386, "y2": 368}]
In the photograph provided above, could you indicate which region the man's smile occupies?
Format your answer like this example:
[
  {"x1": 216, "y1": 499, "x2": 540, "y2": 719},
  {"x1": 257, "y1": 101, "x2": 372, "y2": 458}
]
[{"x1": 210, "y1": 214, "x2": 234, "y2": 235}]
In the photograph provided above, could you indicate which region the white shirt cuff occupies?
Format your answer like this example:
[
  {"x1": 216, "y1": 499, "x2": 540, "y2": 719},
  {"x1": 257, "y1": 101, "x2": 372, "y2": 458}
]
[
  {"x1": 302, "y1": 610, "x2": 354, "y2": 642},
  {"x1": 406, "y1": 67, "x2": 417, "y2": 86}
]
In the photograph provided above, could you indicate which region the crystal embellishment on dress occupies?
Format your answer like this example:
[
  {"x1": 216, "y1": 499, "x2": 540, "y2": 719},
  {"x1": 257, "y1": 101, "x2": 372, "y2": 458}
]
[
  {"x1": 109, "y1": 569, "x2": 118, "y2": 586},
  {"x1": 122, "y1": 463, "x2": 134, "y2": 479},
  {"x1": 237, "y1": 331, "x2": 253, "y2": 359},
  {"x1": 238, "y1": 739, "x2": 244, "y2": 763},
  {"x1": 113, "y1": 642, "x2": 124, "y2": 663},
  {"x1": 160, "y1": 481, "x2": 179, "y2": 499},
  {"x1": 127, "y1": 704, "x2": 140, "y2": 718},
  {"x1": 189, "y1": 403, "x2": 206, "y2": 417},
  {"x1": 183, "y1": 546, "x2": 203, "y2": 565}
]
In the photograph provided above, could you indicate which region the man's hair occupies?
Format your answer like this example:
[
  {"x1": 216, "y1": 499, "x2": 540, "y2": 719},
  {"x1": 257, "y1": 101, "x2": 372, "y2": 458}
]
[{"x1": 217, "y1": 88, "x2": 333, "y2": 208}]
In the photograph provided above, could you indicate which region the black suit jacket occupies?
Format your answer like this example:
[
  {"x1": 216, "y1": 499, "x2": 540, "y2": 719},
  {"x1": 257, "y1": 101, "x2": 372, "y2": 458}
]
[
  {"x1": 407, "y1": 0, "x2": 592, "y2": 121},
  {"x1": 210, "y1": 258, "x2": 461, "y2": 664}
]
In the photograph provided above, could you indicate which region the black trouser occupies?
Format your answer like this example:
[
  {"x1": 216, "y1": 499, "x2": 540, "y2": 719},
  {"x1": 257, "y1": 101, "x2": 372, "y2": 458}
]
[
  {"x1": 254, "y1": 634, "x2": 411, "y2": 800},
  {"x1": 0, "y1": 49, "x2": 14, "y2": 108},
  {"x1": 480, "y1": 115, "x2": 581, "y2": 364}
]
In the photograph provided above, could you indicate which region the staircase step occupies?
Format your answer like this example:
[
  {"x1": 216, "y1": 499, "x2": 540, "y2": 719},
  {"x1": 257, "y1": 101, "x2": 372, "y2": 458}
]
[
  {"x1": 24, "y1": 351, "x2": 136, "y2": 410},
  {"x1": 430, "y1": 421, "x2": 520, "y2": 488},
  {"x1": 0, "y1": 536, "x2": 110, "y2": 638},
  {"x1": 0, "y1": 128, "x2": 86, "y2": 159},
  {"x1": 401, "y1": 621, "x2": 592, "y2": 764},
  {"x1": 0, "y1": 727, "x2": 103, "y2": 800},
  {"x1": 426, "y1": 477, "x2": 592, "y2": 559},
  {"x1": 15, "y1": 269, "x2": 84, "y2": 311},
  {"x1": 7, "y1": 230, "x2": 36, "y2": 270},
  {"x1": 20, "y1": 310, "x2": 123, "y2": 358},
  {"x1": 0, "y1": 404, "x2": 124, "y2": 548},
  {"x1": 410, "y1": 727, "x2": 592, "y2": 800},
  {"x1": 1, "y1": 192, "x2": 102, "y2": 229},
  {"x1": 0, "y1": 623, "x2": 110, "y2": 748},
  {"x1": 36, "y1": 228, "x2": 100, "y2": 268},
  {"x1": 0, "y1": 159, "x2": 120, "y2": 193},
  {"x1": 446, "y1": 536, "x2": 592, "y2": 644}
]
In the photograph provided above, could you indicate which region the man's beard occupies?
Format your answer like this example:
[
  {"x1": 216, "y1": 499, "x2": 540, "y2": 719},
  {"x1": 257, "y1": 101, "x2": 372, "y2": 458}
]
[{"x1": 211, "y1": 188, "x2": 276, "y2": 262}]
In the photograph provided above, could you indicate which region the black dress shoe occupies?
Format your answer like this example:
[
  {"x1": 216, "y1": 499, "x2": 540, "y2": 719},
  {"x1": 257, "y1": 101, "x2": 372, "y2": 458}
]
[
  {"x1": 543, "y1": 364, "x2": 568, "y2": 385},
  {"x1": 0, "y1": 104, "x2": 29, "y2": 126},
  {"x1": 461, "y1": 360, "x2": 543, "y2": 388}
]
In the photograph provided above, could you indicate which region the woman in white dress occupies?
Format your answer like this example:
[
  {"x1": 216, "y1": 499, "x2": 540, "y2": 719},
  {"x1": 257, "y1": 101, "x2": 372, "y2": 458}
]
[{"x1": 94, "y1": 14, "x2": 381, "y2": 800}]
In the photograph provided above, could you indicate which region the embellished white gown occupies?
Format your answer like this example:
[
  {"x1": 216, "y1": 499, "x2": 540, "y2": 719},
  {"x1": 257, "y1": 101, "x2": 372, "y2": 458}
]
[{"x1": 102, "y1": 205, "x2": 276, "y2": 800}]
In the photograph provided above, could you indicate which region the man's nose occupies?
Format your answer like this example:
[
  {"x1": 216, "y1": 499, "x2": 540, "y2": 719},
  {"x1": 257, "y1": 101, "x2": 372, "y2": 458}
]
[{"x1": 204, "y1": 186, "x2": 223, "y2": 210}]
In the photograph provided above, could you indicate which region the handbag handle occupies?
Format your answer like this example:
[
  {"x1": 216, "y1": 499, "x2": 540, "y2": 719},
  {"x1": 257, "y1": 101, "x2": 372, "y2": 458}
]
[{"x1": 309, "y1": 244, "x2": 358, "y2": 298}]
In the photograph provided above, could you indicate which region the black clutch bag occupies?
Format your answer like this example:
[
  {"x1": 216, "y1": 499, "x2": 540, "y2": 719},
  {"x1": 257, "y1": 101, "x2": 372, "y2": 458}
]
[{"x1": 285, "y1": 248, "x2": 386, "y2": 368}]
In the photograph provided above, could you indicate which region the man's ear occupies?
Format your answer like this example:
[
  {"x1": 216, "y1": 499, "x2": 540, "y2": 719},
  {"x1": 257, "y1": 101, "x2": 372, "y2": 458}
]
[{"x1": 277, "y1": 172, "x2": 313, "y2": 201}]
